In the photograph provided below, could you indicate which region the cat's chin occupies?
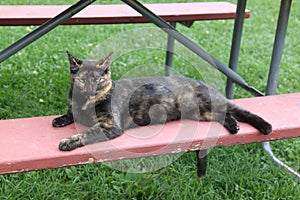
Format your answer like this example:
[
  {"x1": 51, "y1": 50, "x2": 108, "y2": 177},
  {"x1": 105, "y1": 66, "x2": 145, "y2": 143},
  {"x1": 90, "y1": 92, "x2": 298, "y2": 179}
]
[{"x1": 81, "y1": 96, "x2": 95, "y2": 110}]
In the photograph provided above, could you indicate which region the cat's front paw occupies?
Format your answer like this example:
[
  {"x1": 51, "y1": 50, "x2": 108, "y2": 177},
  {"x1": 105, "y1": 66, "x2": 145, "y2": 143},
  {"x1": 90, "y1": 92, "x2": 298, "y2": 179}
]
[
  {"x1": 59, "y1": 136, "x2": 83, "y2": 151},
  {"x1": 52, "y1": 115, "x2": 74, "y2": 127}
]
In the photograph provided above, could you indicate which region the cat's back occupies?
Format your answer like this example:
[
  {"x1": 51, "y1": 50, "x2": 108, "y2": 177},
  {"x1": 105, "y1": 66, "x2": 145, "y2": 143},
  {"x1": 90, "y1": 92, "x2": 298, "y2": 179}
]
[
  {"x1": 111, "y1": 75, "x2": 190, "y2": 108},
  {"x1": 112, "y1": 75, "x2": 226, "y2": 108},
  {"x1": 114, "y1": 75, "x2": 204, "y2": 91},
  {"x1": 112, "y1": 75, "x2": 226, "y2": 104}
]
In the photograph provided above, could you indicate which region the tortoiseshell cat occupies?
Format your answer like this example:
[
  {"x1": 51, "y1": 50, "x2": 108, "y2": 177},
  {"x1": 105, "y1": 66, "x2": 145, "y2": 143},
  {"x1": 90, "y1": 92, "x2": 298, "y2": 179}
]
[{"x1": 53, "y1": 52, "x2": 272, "y2": 151}]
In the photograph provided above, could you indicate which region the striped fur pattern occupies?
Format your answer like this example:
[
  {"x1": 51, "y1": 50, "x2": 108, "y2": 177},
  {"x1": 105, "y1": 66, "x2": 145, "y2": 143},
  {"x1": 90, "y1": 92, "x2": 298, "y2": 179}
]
[{"x1": 52, "y1": 52, "x2": 272, "y2": 151}]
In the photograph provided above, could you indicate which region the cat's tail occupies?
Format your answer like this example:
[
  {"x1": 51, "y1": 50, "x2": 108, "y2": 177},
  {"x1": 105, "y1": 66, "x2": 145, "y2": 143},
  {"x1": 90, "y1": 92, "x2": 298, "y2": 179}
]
[{"x1": 227, "y1": 103, "x2": 272, "y2": 135}]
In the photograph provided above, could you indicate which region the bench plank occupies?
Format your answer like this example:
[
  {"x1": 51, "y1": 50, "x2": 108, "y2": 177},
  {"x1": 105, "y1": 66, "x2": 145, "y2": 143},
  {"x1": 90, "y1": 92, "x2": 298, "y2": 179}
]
[
  {"x1": 0, "y1": 93, "x2": 299, "y2": 175},
  {"x1": 0, "y1": 2, "x2": 250, "y2": 26}
]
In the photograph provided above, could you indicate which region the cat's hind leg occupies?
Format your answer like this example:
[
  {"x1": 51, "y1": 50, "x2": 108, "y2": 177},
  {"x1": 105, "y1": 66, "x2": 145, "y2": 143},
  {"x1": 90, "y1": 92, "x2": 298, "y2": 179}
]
[
  {"x1": 223, "y1": 114, "x2": 240, "y2": 134},
  {"x1": 228, "y1": 104, "x2": 272, "y2": 135},
  {"x1": 202, "y1": 112, "x2": 240, "y2": 134},
  {"x1": 58, "y1": 123, "x2": 123, "y2": 151}
]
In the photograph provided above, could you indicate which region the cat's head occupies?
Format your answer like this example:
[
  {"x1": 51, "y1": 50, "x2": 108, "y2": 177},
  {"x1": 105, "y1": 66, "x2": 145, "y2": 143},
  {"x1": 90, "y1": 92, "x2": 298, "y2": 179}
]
[{"x1": 67, "y1": 51, "x2": 113, "y2": 98}]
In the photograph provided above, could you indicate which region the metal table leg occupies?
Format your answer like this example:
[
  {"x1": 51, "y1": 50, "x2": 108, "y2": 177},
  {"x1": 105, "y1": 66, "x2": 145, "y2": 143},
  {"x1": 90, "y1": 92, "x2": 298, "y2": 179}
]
[
  {"x1": 0, "y1": 0, "x2": 96, "y2": 63},
  {"x1": 165, "y1": 22, "x2": 176, "y2": 76},
  {"x1": 226, "y1": 0, "x2": 247, "y2": 99},
  {"x1": 266, "y1": 0, "x2": 292, "y2": 95},
  {"x1": 263, "y1": 0, "x2": 300, "y2": 179}
]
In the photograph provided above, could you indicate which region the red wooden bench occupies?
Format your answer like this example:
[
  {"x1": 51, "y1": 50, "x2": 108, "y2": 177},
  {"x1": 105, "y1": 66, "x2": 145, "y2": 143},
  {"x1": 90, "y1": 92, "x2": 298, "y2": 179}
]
[
  {"x1": 1, "y1": 93, "x2": 299, "y2": 175},
  {"x1": 0, "y1": 2, "x2": 250, "y2": 26}
]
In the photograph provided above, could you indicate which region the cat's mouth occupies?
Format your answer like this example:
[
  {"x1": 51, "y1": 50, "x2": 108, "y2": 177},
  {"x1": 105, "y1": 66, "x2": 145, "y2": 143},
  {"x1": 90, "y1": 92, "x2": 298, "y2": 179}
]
[
  {"x1": 82, "y1": 96, "x2": 96, "y2": 110},
  {"x1": 82, "y1": 81, "x2": 113, "y2": 110}
]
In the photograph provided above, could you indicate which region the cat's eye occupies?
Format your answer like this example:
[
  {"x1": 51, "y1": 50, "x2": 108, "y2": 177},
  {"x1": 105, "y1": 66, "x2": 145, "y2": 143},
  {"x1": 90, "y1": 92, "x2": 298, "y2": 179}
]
[{"x1": 79, "y1": 79, "x2": 85, "y2": 83}]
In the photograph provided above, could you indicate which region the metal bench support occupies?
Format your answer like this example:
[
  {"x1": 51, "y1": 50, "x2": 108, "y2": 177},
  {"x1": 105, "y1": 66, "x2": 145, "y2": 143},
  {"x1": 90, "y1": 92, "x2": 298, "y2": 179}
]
[
  {"x1": 196, "y1": 150, "x2": 208, "y2": 178},
  {"x1": 263, "y1": 0, "x2": 299, "y2": 179}
]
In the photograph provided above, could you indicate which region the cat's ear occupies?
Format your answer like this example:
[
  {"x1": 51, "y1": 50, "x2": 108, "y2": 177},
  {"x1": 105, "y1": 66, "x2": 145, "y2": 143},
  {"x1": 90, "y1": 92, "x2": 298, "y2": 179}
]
[
  {"x1": 67, "y1": 51, "x2": 82, "y2": 73},
  {"x1": 96, "y1": 52, "x2": 113, "y2": 73}
]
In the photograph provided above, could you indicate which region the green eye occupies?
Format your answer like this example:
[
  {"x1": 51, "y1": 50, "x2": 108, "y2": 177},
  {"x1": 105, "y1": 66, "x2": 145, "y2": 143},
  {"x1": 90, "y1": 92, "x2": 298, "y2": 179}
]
[{"x1": 75, "y1": 78, "x2": 86, "y2": 85}]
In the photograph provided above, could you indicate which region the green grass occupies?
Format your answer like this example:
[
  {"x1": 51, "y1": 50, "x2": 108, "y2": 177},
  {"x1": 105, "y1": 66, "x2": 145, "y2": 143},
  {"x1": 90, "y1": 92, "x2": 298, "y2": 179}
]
[{"x1": 0, "y1": 0, "x2": 299, "y2": 199}]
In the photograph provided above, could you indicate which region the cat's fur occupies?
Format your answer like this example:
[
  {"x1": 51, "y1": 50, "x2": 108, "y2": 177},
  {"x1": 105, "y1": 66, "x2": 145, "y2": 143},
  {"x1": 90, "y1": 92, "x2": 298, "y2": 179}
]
[{"x1": 53, "y1": 52, "x2": 272, "y2": 151}]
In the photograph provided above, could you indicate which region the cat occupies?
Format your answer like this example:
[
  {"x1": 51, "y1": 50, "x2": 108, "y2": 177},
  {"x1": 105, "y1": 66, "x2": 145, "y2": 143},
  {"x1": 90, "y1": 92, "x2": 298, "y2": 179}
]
[{"x1": 52, "y1": 52, "x2": 272, "y2": 151}]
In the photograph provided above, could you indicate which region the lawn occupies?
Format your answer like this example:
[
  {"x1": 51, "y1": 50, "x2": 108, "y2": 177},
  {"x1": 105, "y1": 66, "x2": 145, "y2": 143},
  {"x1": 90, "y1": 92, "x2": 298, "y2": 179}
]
[{"x1": 0, "y1": 0, "x2": 299, "y2": 199}]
